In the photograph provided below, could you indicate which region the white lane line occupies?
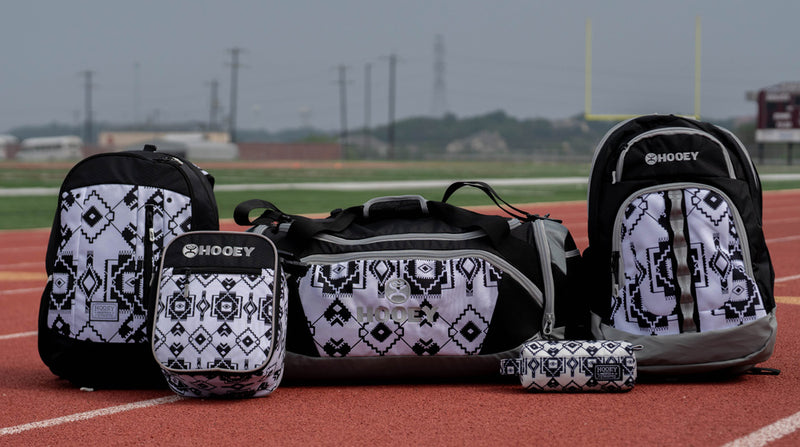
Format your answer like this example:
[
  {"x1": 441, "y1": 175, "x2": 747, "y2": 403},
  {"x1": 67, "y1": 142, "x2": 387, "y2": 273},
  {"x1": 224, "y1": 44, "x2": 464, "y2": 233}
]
[
  {"x1": 0, "y1": 331, "x2": 37, "y2": 340},
  {"x1": 776, "y1": 274, "x2": 800, "y2": 284},
  {"x1": 0, "y1": 287, "x2": 43, "y2": 297},
  {"x1": 0, "y1": 395, "x2": 183, "y2": 436},
  {"x1": 721, "y1": 410, "x2": 800, "y2": 447},
  {"x1": 767, "y1": 234, "x2": 800, "y2": 244}
]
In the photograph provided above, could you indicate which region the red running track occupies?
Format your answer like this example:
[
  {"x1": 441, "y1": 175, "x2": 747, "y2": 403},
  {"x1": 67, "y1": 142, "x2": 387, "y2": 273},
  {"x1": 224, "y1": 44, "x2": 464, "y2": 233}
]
[{"x1": 1, "y1": 191, "x2": 799, "y2": 446}]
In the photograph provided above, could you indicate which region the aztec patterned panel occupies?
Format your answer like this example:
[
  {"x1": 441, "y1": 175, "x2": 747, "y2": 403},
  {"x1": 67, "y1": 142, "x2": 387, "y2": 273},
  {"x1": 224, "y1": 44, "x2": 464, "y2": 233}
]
[
  {"x1": 612, "y1": 187, "x2": 767, "y2": 335},
  {"x1": 298, "y1": 257, "x2": 502, "y2": 357},
  {"x1": 46, "y1": 184, "x2": 192, "y2": 343}
]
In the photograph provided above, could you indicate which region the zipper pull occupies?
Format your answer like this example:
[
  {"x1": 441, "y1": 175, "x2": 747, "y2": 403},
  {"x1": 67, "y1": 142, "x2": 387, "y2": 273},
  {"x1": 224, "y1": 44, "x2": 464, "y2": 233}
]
[
  {"x1": 182, "y1": 269, "x2": 191, "y2": 298},
  {"x1": 542, "y1": 312, "x2": 555, "y2": 337}
]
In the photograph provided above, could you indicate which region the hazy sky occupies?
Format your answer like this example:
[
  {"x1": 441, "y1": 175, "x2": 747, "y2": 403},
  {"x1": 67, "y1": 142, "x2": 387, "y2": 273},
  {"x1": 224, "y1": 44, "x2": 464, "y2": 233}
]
[{"x1": 1, "y1": 0, "x2": 798, "y2": 134}]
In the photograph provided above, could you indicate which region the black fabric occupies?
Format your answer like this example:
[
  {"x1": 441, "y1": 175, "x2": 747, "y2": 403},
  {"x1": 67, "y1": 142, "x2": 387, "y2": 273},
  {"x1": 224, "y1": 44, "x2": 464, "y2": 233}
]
[
  {"x1": 584, "y1": 114, "x2": 776, "y2": 376},
  {"x1": 239, "y1": 185, "x2": 584, "y2": 379}
]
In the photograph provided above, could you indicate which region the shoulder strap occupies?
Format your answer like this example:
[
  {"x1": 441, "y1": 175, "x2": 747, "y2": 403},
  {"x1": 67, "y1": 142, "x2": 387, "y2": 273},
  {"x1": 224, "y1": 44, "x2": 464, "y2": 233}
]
[{"x1": 441, "y1": 180, "x2": 548, "y2": 222}]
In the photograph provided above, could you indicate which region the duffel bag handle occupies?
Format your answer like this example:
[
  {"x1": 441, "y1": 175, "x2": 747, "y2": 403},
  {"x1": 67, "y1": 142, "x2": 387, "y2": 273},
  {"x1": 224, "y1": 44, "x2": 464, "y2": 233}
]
[
  {"x1": 234, "y1": 198, "x2": 358, "y2": 239},
  {"x1": 442, "y1": 180, "x2": 548, "y2": 222},
  {"x1": 234, "y1": 198, "x2": 290, "y2": 226},
  {"x1": 363, "y1": 195, "x2": 428, "y2": 218}
]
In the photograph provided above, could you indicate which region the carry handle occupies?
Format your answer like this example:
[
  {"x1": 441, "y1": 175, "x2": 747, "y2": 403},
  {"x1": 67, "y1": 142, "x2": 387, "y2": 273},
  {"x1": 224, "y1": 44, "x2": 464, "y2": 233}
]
[
  {"x1": 234, "y1": 198, "x2": 357, "y2": 239},
  {"x1": 234, "y1": 199, "x2": 290, "y2": 226},
  {"x1": 442, "y1": 181, "x2": 540, "y2": 221},
  {"x1": 362, "y1": 195, "x2": 428, "y2": 218}
]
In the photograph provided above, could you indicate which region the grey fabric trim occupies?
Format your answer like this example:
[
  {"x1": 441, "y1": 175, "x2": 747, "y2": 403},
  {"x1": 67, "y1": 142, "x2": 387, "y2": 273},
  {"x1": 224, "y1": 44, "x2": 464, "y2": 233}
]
[
  {"x1": 591, "y1": 311, "x2": 777, "y2": 375},
  {"x1": 667, "y1": 189, "x2": 697, "y2": 332}
]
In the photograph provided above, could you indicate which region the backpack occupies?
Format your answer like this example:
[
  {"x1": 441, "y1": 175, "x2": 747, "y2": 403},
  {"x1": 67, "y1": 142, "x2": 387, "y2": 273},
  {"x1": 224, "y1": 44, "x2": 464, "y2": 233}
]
[
  {"x1": 38, "y1": 145, "x2": 219, "y2": 388},
  {"x1": 584, "y1": 114, "x2": 777, "y2": 377},
  {"x1": 235, "y1": 181, "x2": 587, "y2": 381}
]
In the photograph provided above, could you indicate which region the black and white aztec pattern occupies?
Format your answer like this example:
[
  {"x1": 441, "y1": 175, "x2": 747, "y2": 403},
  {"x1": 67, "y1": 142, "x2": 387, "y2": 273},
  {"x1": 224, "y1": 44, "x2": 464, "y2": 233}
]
[
  {"x1": 298, "y1": 257, "x2": 501, "y2": 357},
  {"x1": 612, "y1": 187, "x2": 767, "y2": 335},
  {"x1": 501, "y1": 340, "x2": 637, "y2": 392},
  {"x1": 46, "y1": 184, "x2": 191, "y2": 343},
  {"x1": 152, "y1": 268, "x2": 287, "y2": 398}
]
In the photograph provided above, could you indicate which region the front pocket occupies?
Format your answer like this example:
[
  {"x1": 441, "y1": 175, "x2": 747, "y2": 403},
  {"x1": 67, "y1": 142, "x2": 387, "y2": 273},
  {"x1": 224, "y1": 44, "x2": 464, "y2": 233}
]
[
  {"x1": 611, "y1": 184, "x2": 768, "y2": 335},
  {"x1": 152, "y1": 267, "x2": 280, "y2": 373},
  {"x1": 296, "y1": 254, "x2": 514, "y2": 357}
]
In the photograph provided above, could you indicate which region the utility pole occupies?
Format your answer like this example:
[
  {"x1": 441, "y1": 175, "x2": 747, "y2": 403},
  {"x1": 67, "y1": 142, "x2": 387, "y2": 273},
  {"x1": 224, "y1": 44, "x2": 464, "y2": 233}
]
[
  {"x1": 364, "y1": 62, "x2": 371, "y2": 148},
  {"x1": 81, "y1": 70, "x2": 94, "y2": 144},
  {"x1": 337, "y1": 65, "x2": 349, "y2": 146},
  {"x1": 227, "y1": 47, "x2": 244, "y2": 143},
  {"x1": 431, "y1": 34, "x2": 447, "y2": 117},
  {"x1": 387, "y1": 53, "x2": 397, "y2": 159},
  {"x1": 133, "y1": 62, "x2": 140, "y2": 126},
  {"x1": 207, "y1": 79, "x2": 220, "y2": 130}
]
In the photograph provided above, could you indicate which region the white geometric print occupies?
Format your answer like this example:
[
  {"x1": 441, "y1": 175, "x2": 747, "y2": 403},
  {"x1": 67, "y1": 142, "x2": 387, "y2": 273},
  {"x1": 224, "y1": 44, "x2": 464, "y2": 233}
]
[{"x1": 298, "y1": 257, "x2": 501, "y2": 357}]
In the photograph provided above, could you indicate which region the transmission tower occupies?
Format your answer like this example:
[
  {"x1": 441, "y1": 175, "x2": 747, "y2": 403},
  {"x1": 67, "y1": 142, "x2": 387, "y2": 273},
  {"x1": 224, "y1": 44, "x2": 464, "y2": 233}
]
[{"x1": 431, "y1": 34, "x2": 447, "y2": 117}]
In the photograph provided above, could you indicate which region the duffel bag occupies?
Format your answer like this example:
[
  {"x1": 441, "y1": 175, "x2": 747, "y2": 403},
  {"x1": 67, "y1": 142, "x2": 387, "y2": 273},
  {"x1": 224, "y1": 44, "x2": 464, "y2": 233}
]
[{"x1": 233, "y1": 181, "x2": 587, "y2": 381}]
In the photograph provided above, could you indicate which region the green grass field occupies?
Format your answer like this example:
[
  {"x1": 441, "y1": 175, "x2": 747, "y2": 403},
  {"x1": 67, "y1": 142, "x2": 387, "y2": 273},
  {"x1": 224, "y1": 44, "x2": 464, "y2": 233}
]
[{"x1": 1, "y1": 160, "x2": 799, "y2": 230}]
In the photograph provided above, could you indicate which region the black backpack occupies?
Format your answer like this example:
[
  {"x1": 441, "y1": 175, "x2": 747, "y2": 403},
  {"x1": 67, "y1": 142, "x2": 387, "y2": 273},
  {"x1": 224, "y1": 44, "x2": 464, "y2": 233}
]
[
  {"x1": 584, "y1": 114, "x2": 777, "y2": 376},
  {"x1": 38, "y1": 145, "x2": 219, "y2": 388}
]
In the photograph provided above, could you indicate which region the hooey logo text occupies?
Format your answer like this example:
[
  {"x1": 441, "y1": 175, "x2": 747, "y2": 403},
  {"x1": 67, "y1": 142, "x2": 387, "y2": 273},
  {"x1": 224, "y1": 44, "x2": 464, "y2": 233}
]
[
  {"x1": 182, "y1": 243, "x2": 255, "y2": 258},
  {"x1": 644, "y1": 151, "x2": 699, "y2": 166}
]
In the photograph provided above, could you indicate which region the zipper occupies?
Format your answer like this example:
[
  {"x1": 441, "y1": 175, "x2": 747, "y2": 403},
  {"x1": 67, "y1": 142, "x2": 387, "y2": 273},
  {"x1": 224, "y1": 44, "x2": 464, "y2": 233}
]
[
  {"x1": 587, "y1": 116, "x2": 641, "y2": 208},
  {"x1": 144, "y1": 204, "x2": 155, "y2": 293},
  {"x1": 612, "y1": 127, "x2": 736, "y2": 184},
  {"x1": 157, "y1": 155, "x2": 196, "y2": 230},
  {"x1": 301, "y1": 249, "x2": 545, "y2": 308},
  {"x1": 172, "y1": 266, "x2": 265, "y2": 275},
  {"x1": 532, "y1": 219, "x2": 556, "y2": 337},
  {"x1": 314, "y1": 229, "x2": 489, "y2": 245},
  {"x1": 181, "y1": 268, "x2": 191, "y2": 299}
]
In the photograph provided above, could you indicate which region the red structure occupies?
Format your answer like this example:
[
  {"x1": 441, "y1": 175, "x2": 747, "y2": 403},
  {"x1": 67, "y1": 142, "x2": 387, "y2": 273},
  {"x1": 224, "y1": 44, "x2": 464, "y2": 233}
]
[{"x1": 756, "y1": 82, "x2": 800, "y2": 143}]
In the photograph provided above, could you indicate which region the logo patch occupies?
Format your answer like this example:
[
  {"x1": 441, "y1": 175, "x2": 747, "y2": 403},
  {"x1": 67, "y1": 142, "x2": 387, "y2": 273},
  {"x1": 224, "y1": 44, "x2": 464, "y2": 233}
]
[
  {"x1": 182, "y1": 244, "x2": 199, "y2": 258},
  {"x1": 386, "y1": 277, "x2": 411, "y2": 304},
  {"x1": 90, "y1": 302, "x2": 119, "y2": 321},
  {"x1": 182, "y1": 244, "x2": 255, "y2": 258},
  {"x1": 593, "y1": 364, "x2": 623, "y2": 381}
]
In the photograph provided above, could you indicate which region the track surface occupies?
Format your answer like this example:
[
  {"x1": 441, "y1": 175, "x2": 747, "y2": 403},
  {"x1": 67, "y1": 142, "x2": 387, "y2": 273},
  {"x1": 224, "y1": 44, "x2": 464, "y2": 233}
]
[{"x1": 2, "y1": 191, "x2": 799, "y2": 446}]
